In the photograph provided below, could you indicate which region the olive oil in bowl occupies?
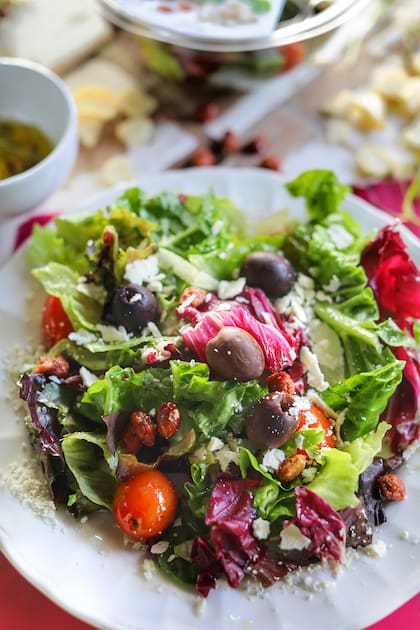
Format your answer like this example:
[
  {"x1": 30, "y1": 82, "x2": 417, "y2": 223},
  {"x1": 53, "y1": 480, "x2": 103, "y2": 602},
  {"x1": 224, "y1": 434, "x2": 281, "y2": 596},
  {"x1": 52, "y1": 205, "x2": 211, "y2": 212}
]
[{"x1": 0, "y1": 119, "x2": 53, "y2": 179}]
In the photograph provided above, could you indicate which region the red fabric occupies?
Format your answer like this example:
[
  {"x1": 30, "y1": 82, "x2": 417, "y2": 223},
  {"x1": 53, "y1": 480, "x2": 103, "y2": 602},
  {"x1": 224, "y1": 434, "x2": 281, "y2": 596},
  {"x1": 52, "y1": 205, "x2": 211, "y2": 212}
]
[{"x1": 0, "y1": 552, "x2": 418, "y2": 629}]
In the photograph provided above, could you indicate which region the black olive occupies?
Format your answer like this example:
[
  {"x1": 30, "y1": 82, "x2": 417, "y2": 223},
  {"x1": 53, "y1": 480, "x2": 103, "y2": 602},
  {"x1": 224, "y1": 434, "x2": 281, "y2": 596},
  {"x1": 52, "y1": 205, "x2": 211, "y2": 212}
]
[
  {"x1": 104, "y1": 284, "x2": 159, "y2": 333},
  {"x1": 246, "y1": 392, "x2": 299, "y2": 449},
  {"x1": 242, "y1": 252, "x2": 296, "y2": 298},
  {"x1": 206, "y1": 327, "x2": 265, "y2": 381}
]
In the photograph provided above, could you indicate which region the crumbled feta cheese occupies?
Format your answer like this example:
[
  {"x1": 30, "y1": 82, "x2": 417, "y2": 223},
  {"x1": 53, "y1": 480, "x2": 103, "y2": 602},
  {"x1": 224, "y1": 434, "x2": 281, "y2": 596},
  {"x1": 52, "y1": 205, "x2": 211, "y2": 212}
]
[
  {"x1": 364, "y1": 540, "x2": 387, "y2": 558},
  {"x1": 79, "y1": 366, "x2": 98, "y2": 388},
  {"x1": 68, "y1": 330, "x2": 97, "y2": 345},
  {"x1": 124, "y1": 255, "x2": 159, "y2": 286},
  {"x1": 261, "y1": 448, "x2": 285, "y2": 473},
  {"x1": 207, "y1": 436, "x2": 224, "y2": 452},
  {"x1": 194, "y1": 598, "x2": 207, "y2": 617},
  {"x1": 323, "y1": 275, "x2": 341, "y2": 293},
  {"x1": 252, "y1": 517, "x2": 270, "y2": 540},
  {"x1": 300, "y1": 346, "x2": 329, "y2": 392},
  {"x1": 279, "y1": 524, "x2": 311, "y2": 551},
  {"x1": 215, "y1": 445, "x2": 240, "y2": 472},
  {"x1": 96, "y1": 324, "x2": 130, "y2": 342},
  {"x1": 211, "y1": 220, "x2": 224, "y2": 235},
  {"x1": 217, "y1": 277, "x2": 246, "y2": 300},
  {"x1": 150, "y1": 540, "x2": 170, "y2": 554},
  {"x1": 144, "y1": 321, "x2": 162, "y2": 338}
]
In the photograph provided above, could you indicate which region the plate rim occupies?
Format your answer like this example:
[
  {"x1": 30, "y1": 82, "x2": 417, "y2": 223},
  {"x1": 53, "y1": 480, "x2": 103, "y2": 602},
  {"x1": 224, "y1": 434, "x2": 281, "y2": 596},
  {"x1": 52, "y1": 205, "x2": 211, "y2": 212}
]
[{"x1": 0, "y1": 166, "x2": 419, "y2": 630}]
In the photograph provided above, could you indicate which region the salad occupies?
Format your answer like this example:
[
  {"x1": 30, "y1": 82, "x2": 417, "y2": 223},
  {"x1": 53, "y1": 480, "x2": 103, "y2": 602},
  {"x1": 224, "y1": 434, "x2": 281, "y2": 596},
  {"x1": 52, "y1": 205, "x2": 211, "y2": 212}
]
[{"x1": 19, "y1": 169, "x2": 419, "y2": 597}]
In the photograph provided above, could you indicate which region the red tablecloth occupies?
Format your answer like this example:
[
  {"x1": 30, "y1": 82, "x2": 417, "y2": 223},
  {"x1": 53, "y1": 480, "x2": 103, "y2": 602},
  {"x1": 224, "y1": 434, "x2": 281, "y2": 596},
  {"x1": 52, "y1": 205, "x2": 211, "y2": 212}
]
[{"x1": 1, "y1": 552, "x2": 418, "y2": 630}]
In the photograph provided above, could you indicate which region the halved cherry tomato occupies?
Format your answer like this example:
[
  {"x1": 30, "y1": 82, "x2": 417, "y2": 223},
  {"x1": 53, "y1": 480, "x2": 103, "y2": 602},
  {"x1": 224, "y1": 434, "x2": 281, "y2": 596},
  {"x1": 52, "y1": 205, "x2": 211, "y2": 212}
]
[
  {"x1": 297, "y1": 403, "x2": 336, "y2": 450},
  {"x1": 41, "y1": 295, "x2": 74, "y2": 348},
  {"x1": 113, "y1": 470, "x2": 178, "y2": 540},
  {"x1": 280, "y1": 42, "x2": 306, "y2": 72}
]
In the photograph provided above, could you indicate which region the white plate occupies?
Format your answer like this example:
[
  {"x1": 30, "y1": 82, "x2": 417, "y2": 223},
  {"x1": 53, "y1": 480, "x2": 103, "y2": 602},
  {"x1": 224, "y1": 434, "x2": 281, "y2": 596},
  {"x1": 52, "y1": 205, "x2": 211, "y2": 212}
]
[{"x1": 0, "y1": 168, "x2": 419, "y2": 630}]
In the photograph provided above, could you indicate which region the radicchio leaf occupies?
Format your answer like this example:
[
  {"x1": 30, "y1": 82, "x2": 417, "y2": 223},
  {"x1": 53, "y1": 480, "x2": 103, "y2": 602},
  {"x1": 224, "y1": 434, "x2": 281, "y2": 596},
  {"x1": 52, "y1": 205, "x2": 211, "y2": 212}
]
[
  {"x1": 191, "y1": 536, "x2": 224, "y2": 597},
  {"x1": 204, "y1": 478, "x2": 262, "y2": 589},
  {"x1": 358, "y1": 455, "x2": 403, "y2": 528},
  {"x1": 361, "y1": 225, "x2": 420, "y2": 450},
  {"x1": 182, "y1": 305, "x2": 296, "y2": 372},
  {"x1": 292, "y1": 485, "x2": 346, "y2": 563}
]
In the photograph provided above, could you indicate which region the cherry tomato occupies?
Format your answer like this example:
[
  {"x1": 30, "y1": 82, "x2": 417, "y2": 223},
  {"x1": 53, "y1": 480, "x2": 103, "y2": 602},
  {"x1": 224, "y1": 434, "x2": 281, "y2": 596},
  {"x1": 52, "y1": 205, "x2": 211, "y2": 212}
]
[
  {"x1": 113, "y1": 470, "x2": 178, "y2": 540},
  {"x1": 42, "y1": 295, "x2": 74, "y2": 348},
  {"x1": 297, "y1": 403, "x2": 336, "y2": 450},
  {"x1": 280, "y1": 42, "x2": 306, "y2": 72}
]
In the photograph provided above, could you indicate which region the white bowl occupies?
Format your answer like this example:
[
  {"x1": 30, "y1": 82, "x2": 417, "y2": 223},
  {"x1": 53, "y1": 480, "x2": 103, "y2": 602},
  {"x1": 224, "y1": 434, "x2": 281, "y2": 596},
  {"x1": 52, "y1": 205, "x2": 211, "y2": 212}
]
[{"x1": 0, "y1": 57, "x2": 78, "y2": 216}]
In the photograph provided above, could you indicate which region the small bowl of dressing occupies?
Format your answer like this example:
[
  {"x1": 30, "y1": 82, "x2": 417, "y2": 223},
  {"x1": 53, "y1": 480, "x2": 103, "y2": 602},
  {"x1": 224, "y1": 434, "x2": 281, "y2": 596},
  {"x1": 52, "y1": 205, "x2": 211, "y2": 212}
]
[{"x1": 0, "y1": 57, "x2": 78, "y2": 216}]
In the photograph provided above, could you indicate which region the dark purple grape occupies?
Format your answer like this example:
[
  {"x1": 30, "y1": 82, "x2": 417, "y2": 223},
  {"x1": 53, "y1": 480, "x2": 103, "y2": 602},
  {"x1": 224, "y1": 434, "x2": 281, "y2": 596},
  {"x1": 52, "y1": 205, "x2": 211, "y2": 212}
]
[
  {"x1": 206, "y1": 327, "x2": 265, "y2": 381},
  {"x1": 242, "y1": 252, "x2": 296, "y2": 298},
  {"x1": 246, "y1": 392, "x2": 299, "y2": 449},
  {"x1": 105, "y1": 284, "x2": 159, "y2": 333}
]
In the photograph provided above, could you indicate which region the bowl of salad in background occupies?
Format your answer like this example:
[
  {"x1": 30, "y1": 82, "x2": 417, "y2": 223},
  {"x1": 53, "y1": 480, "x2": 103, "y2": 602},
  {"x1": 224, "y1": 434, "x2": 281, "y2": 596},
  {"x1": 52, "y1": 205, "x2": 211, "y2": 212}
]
[
  {"x1": 0, "y1": 167, "x2": 419, "y2": 630},
  {"x1": 0, "y1": 57, "x2": 78, "y2": 216}
]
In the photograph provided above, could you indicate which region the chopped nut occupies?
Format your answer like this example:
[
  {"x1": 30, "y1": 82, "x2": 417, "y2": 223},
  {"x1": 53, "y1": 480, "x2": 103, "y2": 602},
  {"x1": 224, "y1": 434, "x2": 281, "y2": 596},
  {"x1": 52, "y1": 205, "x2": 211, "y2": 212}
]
[
  {"x1": 242, "y1": 135, "x2": 270, "y2": 155},
  {"x1": 377, "y1": 473, "x2": 406, "y2": 501},
  {"x1": 267, "y1": 371, "x2": 295, "y2": 395},
  {"x1": 180, "y1": 286, "x2": 207, "y2": 308},
  {"x1": 32, "y1": 356, "x2": 70, "y2": 379},
  {"x1": 157, "y1": 402, "x2": 181, "y2": 439},
  {"x1": 122, "y1": 410, "x2": 156, "y2": 452},
  {"x1": 276, "y1": 453, "x2": 307, "y2": 483},
  {"x1": 222, "y1": 130, "x2": 241, "y2": 154},
  {"x1": 260, "y1": 155, "x2": 282, "y2": 171},
  {"x1": 190, "y1": 147, "x2": 216, "y2": 167}
]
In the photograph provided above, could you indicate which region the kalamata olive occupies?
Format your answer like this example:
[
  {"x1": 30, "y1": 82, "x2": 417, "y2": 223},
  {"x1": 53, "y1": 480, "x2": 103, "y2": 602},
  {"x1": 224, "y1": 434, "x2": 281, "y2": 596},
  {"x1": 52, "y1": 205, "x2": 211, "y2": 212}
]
[
  {"x1": 205, "y1": 326, "x2": 265, "y2": 381},
  {"x1": 105, "y1": 284, "x2": 159, "y2": 332},
  {"x1": 246, "y1": 392, "x2": 299, "y2": 449},
  {"x1": 242, "y1": 252, "x2": 296, "y2": 298}
]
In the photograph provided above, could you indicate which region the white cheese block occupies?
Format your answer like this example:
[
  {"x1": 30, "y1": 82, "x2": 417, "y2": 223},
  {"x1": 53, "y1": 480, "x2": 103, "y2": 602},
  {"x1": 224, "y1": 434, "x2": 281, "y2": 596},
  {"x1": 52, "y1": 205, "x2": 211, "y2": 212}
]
[{"x1": 0, "y1": 0, "x2": 112, "y2": 73}]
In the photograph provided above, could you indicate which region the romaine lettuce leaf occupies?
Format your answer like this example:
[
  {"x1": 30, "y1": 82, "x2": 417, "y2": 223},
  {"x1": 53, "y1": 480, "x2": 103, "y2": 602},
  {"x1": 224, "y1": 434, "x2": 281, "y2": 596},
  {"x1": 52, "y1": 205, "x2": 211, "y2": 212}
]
[
  {"x1": 32, "y1": 262, "x2": 103, "y2": 331},
  {"x1": 61, "y1": 432, "x2": 118, "y2": 510},
  {"x1": 321, "y1": 361, "x2": 404, "y2": 441},
  {"x1": 286, "y1": 169, "x2": 350, "y2": 222},
  {"x1": 307, "y1": 448, "x2": 359, "y2": 510},
  {"x1": 342, "y1": 421, "x2": 390, "y2": 475},
  {"x1": 171, "y1": 360, "x2": 265, "y2": 438}
]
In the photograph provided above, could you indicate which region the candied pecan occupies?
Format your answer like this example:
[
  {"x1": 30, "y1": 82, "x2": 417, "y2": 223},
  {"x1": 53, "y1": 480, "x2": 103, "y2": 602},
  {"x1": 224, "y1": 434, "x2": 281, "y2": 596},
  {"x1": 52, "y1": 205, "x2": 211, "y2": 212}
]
[
  {"x1": 157, "y1": 402, "x2": 181, "y2": 439},
  {"x1": 267, "y1": 370, "x2": 295, "y2": 395},
  {"x1": 242, "y1": 135, "x2": 270, "y2": 155},
  {"x1": 260, "y1": 155, "x2": 282, "y2": 171},
  {"x1": 276, "y1": 453, "x2": 306, "y2": 483},
  {"x1": 32, "y1": 355, "x2": 70, "y2": 378},
  {"x1": 222, "y1": 130, "x2": 241, "y2": 154},
  {"x1": 122, "y1": 411, "x2": 156, "y2": 453},
  {"x1": 190, "y1": 147, "x2": 216, "y2": 167},
  {"x1": 377, "y1": 473, "x2": 406, "y2": 501},
  {"x1": 180, "y1": 286, "x2": 207, "y2": 308}
]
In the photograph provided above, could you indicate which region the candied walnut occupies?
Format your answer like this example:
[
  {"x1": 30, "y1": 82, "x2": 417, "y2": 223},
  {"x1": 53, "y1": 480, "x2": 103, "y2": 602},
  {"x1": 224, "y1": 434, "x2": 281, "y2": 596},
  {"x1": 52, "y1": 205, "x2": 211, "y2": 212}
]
[
  {"x1": 377, "y1": 473, "x2": 406, "y2": 501},
  {"x1": 276, "y1": 453, "x2": 307, "y2": 483},
  {"x1": 157, "y1": 402, "x2": 181, "y2": 439},
  {"x1": 32, "y1": 355, "x2": 70, "y2": 378},
  {"x1": 122, "y1": 411, "x2": 156, "y2": 453},
  {"x1": 180, "y1": 286, "x2": 207, "y2": 308},
  {"x1": 190, "y1": 147, "x2": 216, "y2": 167},
  {"x1": 267, "y1": 370, "x2": 295, "y2": 395}
]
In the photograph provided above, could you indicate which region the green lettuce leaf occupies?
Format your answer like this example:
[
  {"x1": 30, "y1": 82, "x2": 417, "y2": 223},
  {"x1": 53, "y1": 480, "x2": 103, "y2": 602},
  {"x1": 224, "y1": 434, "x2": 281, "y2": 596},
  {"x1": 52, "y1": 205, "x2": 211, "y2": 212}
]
[
  {"x1": 171, "y1": 360, "x2": 266, "y2": 438},
  {"x1": 342, "y1": 421, "x2": 390, "y2": 474},
  {"x1": 308, "y1": 448, "x2": 359, "y2": 510},
  {"x1": 286, "y1": 169, "x2": 350, "y2": 222},
  {"x1": 61, "y1": 432, "x2": 118, "y2": 510},
  {"x1": 321, "y1": 361, "x2": 404, "y2": 441},
  {"x1": 32, "y1": 262, "x2": 103, "y2": 331}
]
